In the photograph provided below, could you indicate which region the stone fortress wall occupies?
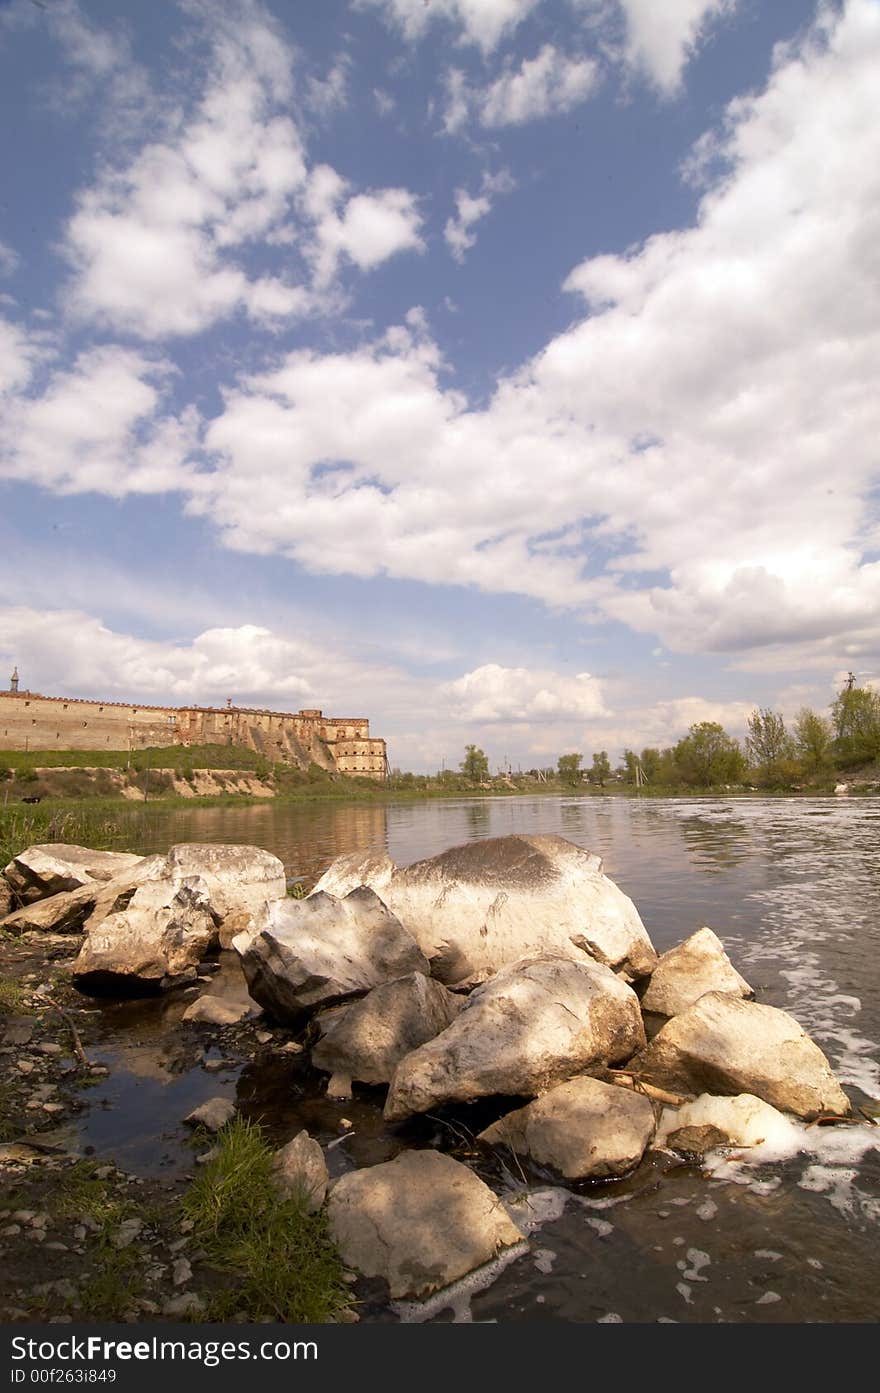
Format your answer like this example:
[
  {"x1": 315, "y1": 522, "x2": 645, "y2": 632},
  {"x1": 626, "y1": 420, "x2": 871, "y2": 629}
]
[{"x1": 0, "y1": 676, "x2": 387, "y2": 779}]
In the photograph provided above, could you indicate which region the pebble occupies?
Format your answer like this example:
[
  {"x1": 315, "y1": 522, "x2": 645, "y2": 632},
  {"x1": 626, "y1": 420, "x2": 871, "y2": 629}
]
[
  {"x1": 112, "y1": 1218, "x2": 143, "y2": 1249},
  {"x1": 256, "y1": 1031, "x2": 273, "y2": 1044},
  {"x1": 279, "y1": 1041, "x2": 303, "y2": 1054},
  {"x1": 37, "y1": 1043, "x2": 62, "y2": 1056},
  {"x1": 756, "y1": 1291, "x2": 782, "y2": 1305},
  {"x1": 1, "y1": 1225, "x2": 22, "y2": 1237},
  {"x1": 172, "y1": 1258, "x2": 193, "y2": 1287},
  {"x1": 163, "y1": 1293, "x2": 203, "y2": 1317},
  {"x1": 43, "y1": 1102, "x2": 65, "y2": 1115},
  {"x1": 16, "y1": 1060, "x2": 35, "y2": 1075},
  {"x1": 11, "y1": 1210, "x2": 35, "y2": 1223},
  {"x1": 44, "y1": 1242, "x2": 69, "y2": 1253}
]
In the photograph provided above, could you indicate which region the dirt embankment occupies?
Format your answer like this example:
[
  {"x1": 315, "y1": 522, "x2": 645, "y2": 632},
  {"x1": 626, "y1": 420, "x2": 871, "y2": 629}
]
[{"x1": 4, "y1": 768, "x2": 276, "y2": 803}]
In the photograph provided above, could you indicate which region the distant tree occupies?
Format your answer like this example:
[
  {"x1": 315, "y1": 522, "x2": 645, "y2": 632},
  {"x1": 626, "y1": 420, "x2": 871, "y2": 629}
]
[
  {"x1": 831, "y1": 682, "x2": 880, "y2": 767},
  {"x1": 557, "y1": 752, "x2": 583, "y2": 786},
  {"x1": 587, "y1": 751, "x2": 611, "y2": 787},
  {"x1": 745, "y1": 708, "x2": 793, "y2": 783},
  {"x1": 640, "y1": 748, "x2": 664, "y2": 782},
  {"x1": 673, "y1": 722, "x2": 746, "y2": 787},
  {"x1": 620, "y1": 749, "x2": 640, "y2": 784},
  {"x1": 792, "y1": 707, "x2": 832, "y2": 774},
  {"x1": 460, "y1": 744, "x2": 490, "y2": 783}
]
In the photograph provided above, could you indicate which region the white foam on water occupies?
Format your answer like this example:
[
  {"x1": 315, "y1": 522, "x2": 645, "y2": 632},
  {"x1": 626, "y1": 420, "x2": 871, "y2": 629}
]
[
  {"x1": 754, "y1": 1249, "x2": 782, "y2": 1261},
  {"x1": 756, "y1": 1291, "x2": 781, "y2": 1305},
  {"x1": 703, "y1": 1120, "x2": 880, "y2": 1224},
  {"x1": 676, "y1": 1282, "x2": 693, "y2": 1305},
  {"x1": 502, "y1": 1185, "x2": 570, "y2": 1234},
  {"x1": 585, "y1": 1217, "x2": 614, "y2": 1238},
  {"x1": 696, "y1": 1200, "x2": 718, "y2": 1221},
  {"x1": 597, "y1": 1313, "x2": 622, "y2": 1323},
  {"x1": 533, "y1": 1247, "x2": 556, "y2": 1273},
  {"x1": 390, "y1": 1239, "x2": 530, "y2": 1324}
]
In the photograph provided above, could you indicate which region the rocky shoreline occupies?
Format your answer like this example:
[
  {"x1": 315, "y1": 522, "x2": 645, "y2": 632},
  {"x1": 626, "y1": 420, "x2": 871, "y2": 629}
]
[{"x1": 0, "y1": 832, "x2": 868, "y2": 1321}]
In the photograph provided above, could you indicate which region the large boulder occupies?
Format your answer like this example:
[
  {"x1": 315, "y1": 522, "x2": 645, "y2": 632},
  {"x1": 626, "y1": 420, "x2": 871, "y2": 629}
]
[
  {"x1": 384, "y1": 954, "x2": 646, "y2": 1123},
  {"x1": 71, "y1": 877, "x2": 218, "y2": 993},
  {"x1": 3, "y1": 854, "x2": 171, "y2": 936},
  {"x1": 235, "y1": 888, "x2": 430, "y2": 1021},
  {"x1": 312, "y1": 835, "x2": 657, "y2": 986},
  {"x1": 654, "y1": 1093, "x2": 801, "y2": 1153},
  {"x1": 311, "y1": 972, "x2": 464, "y2": 1086},
  {"x1": 3, "y1": 844, "x2": 145, "y2": 905},
  {"x1": 640, "y1": 927, "x2": 753, "y2": 1018},
  {"x1": 165, "y1": 844, "x2": 286, "y2": 947},
  {"x1": 479, "y1": 1075, "x2": 656, "y2": 1180},
  {"x1": 327, "y1": 1150, "x2": 525, "y2": 1299},
  {"x1": 632, "y1": 992, "x2": 851, "y2": 1120}
]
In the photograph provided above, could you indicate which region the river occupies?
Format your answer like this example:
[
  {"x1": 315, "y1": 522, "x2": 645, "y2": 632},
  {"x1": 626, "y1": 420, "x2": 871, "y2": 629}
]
[{"x1": 75, "y1": 794, "x2": 880, "y2": 1322}]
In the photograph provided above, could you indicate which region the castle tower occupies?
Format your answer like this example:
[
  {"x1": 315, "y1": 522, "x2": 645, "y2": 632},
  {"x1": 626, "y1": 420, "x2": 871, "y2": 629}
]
[{"x1": 10, "y1": 666, "x2": 18, "y2": 694}]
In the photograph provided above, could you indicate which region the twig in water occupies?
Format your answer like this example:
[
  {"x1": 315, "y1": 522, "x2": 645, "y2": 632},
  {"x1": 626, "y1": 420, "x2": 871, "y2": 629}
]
[{"x1": 44, "y1": 997, "x2": 90, "y2": 1067}]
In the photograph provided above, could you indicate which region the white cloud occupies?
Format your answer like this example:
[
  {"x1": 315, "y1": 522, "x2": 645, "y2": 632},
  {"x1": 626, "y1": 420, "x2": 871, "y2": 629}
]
[
  {"x1": 442, "y1": 46, "x2": 598, "y2": 132},
  {"x1": 0, "y1": 241, "x2": 20, "y2": 277},
  {"x1": 355, "y1": 0, "x2": 539, "y2": 54},
  {"x1": 304, "y1": 168, "x2": 425, "y2": 287},
  {"x1": 373, "y1": 87, "x2": 396, "y2": 117},
  {"x1": 616, "y1": 0, "x2": 736, "y2": 95},
  {"x1": 480, "y1": 44, "x2": 599, "y2": 126},
  {"x1": 444, "y1": 169, "x2": 515, "y2": 260},
  {"x1": 0, "y1": 347, "x2": 199, "y2": 496},
  {"x1": 60, "y1": 3, "x2": 422, "y2": 337},
  {"x1": 307, "y1": 57, "x2": 351, "y2": 116},
  {"x1": 443, "y1": 663, "x2": 607, "y2": 722}
]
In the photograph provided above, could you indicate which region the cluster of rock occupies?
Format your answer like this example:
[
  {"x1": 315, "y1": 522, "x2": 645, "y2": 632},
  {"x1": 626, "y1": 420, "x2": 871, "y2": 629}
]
[
  {"x1": 1, "y1": 832, "x2": 854, "y2": 1306},
  {"x1": 0, "y1": 842, "x2": 286, "y2": 992},
  {"x1": 227, "y1": 833, "x2": 851, "y2": 1302}
]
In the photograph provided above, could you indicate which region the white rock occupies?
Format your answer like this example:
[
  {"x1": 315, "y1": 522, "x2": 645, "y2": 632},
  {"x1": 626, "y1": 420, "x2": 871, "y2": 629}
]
[
  {"x1": 384, "y1": 954, "x2": 646, "y2": 1122},
  {"x1": 181, "y1": 996, "x2": 253, "y2": 1026},
  {"x1": 72, "y1": 877, "x2": 217, "y2": 991},
  {"x1": 184, "y1": 1097, "x2": 236, "y2": 1132},
  {"x1": 327, "y1": 1150, "x2": 526, "y2": 1299},
  {"x1": 312, "y1": 972, "x2": 464, "y2": 1085},
  {"x1": 165, "y1": 844, "x2": 286, "y2": 946},
  {"x1": 640, "y1": 927, "x2": 753, "y2": 1018},
  {"x1": 479, "y1": 1075, "x2": 656, "y2": 1180},
  {"x1": 272, "y1": 1130, "x2": 328, "y2": 1211},
  {"x1": 3, "y1": 845, "x2": 145, "y2": 904},
  {"x1": 236, "y1": 887, "x2": 429, "y2": 1020},
  {"x1": 312, "y1": 834, "x2": 657, "y2": 986},
  {"x1": 633, "y1": 992, "x2": 851, "y2": 1120}
]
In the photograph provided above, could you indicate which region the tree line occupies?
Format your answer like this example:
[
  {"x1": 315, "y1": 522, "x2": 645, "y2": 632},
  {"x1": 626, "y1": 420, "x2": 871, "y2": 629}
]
[{"x1": 386, "y1": 681, "x2": 880, "y2": 793}]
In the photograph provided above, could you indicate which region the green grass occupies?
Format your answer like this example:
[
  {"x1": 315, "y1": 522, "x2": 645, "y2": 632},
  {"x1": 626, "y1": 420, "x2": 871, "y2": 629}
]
[
  {"x1": 181, "y1": 1117, "x2": 351, "y2": 1323},
  {"x1": 0, "y1": 743, "x2": 273, "y2": 774},
  {"x1": 0, "y1": 806, "x2": 134, "y2": 866}
]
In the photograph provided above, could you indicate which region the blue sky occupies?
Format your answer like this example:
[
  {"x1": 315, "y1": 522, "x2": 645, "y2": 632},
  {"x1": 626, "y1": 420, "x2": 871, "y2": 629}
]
[{"x1": 1, "y1": 0, "x2": 878, "y2": 771}]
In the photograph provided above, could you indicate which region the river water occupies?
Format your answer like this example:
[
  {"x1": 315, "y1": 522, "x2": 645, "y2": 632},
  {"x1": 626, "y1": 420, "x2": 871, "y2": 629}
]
[{"x1": 76, "y1": 795, "x2": 880, "y2": 1323}]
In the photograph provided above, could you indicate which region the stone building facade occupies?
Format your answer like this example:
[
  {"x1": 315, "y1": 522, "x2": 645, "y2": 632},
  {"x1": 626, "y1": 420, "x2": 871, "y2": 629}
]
[{"x1": 0, "y1": 676, "x2": 388, "y2": 779}]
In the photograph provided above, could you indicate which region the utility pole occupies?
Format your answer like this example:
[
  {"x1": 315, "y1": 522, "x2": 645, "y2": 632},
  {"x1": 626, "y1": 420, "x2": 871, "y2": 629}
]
[{"x1": 845, "y1": 671, "x2": 856, "y2": 691}]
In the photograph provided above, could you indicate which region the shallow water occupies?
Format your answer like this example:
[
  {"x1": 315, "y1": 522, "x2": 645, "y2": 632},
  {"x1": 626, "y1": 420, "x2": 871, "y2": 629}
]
[{"x1": 75, "y1": 795, "x2": 880, "y2": 1322}]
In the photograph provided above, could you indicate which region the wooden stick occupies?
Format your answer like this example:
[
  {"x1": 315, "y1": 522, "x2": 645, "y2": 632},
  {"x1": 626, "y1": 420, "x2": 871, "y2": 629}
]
[
  {"x1": 607, "y1": 1070, "x2": 688, "y2": 1107},
  {"x1": 45, "y1": 997, "x2": 90, "y2": 1068}
]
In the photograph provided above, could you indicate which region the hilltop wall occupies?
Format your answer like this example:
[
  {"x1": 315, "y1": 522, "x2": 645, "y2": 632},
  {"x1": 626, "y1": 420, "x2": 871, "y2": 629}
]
[{"x1": 0, "y1": 692, "x2": 388, "y2": 779}]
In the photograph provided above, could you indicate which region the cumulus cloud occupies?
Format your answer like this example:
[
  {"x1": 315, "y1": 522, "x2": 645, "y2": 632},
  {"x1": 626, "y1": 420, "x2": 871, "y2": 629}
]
[
  {"x1": 480, "y1": 45, "x2": 599, "y2": 126},
  {"x1": 616, "y1": 0, "x2": 736, "y2": 95},
  {"x1": 60, "y1": 2, "x2": 422, "y2": 337},
  {"x1": 442, "y1": 46, "x2": 598, "y2": 131},
  {"x1": 0, "y1": 348, "x2": 199, "y2": 496},
  {"x1": 444, "y1": 169, "x2": 515, "y2": 260},
  {"x1": 443, "y1": 663, "x2": 607, "y2": 722},
  {"x1": 355, "y1": 0, "x2": 539, "y2": 54},
  {"x1": 0, "y1": 241, "x2": 20, "y2": 277}
]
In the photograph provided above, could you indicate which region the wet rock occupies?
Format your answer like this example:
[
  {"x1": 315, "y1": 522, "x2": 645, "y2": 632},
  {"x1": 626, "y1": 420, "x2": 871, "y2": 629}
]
[
  {"x1": 184, "y1": 1097, "x2": 236, "y2": 1132},
  {"x1": 271, "y1": 1130, "x2": 328, "y2": 1211},
  {"x1": 72, "y1": 879, "x2": 217, "y2": 993},
  {"x1": 312, "y1": 972, "x2": 464, "y2": 1086},
  {"x1": 182, "y1": 996, "x2": 253, "y2": 1026},
  {"x1": 165, "y1": 844, "x2": 286, "y2": 947},
  {"x1": 313, "y1": 834, "x2": 656, "y2": 986},
  {"x1": 632, "y1": 993, "x2": 851, "y2": 1120},
  {"x1": 236, "y1": 888, "x2": 429, "y2": 1021},
  {"x1": 479, "y1": 1076, "x2": 656, "y2": 1180},
  {"x1": 384, "y1": 954, "x2": 646, "y2": 1123},
  {"x1": 640, "y1": 927, "x2": 753, "y2": 1018},
  {"x1": 3, "y1": 845, "x2": 145, "y2": 905},
  {"x1": 327, "y1": 1150, "x2": 525, "y2": 1300},
  {"x1": 654, "y1": 1092, "x2": 801, "y2": 1151}
]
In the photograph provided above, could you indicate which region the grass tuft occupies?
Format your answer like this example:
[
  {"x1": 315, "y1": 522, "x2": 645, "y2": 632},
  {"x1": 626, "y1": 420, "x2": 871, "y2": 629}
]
[{"x1": 181, "y1": 1116, "x2": 351, "y2": 1323}]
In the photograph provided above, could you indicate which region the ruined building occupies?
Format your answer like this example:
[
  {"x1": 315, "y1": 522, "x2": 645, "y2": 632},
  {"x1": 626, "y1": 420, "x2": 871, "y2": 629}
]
[{"x1": 0, "y1": 672, "x2": 388, "y2": 779}]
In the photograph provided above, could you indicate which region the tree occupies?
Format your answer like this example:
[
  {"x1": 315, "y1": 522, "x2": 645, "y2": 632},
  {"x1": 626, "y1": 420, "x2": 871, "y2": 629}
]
[
  {"x1": 793, "y1": 707, "x2": 832, "y2": 774},
  {"x1": 587, "y1": 750, "x2": 611, "y2": 786},
  {"x1": 460, "y1": 744, "x2": 489, "y2": 783},
  {"x1": 620, "y1": 750, "x2": 640, "y2": 784},
  {"x1": 557, "y1": 752, "x2": 583, "y2": 786},
  {"x1": 745, "y1": 708, "x2": 793, "y2": 783},
  {"x1": 831, "y1": 682, "x2": 880, "y2": 767},
  {"x1": 673, "y1": 722, "x2": 745, "y2": 787}
]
